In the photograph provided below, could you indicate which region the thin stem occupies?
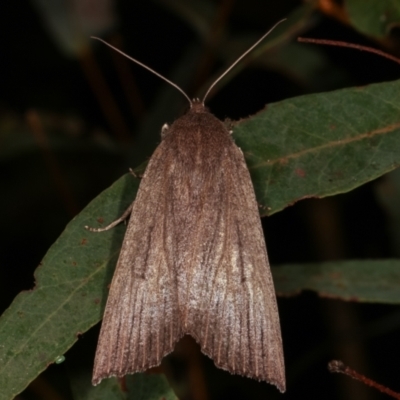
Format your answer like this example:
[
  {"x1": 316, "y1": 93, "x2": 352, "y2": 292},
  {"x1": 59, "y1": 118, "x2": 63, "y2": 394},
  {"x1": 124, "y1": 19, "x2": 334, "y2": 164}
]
[
  {"x1": 298, "y1": 37, "x2": 400, "y2": 66},
  {"x1": 328, "y1": 360, "x2": 400, "y2": 399}
]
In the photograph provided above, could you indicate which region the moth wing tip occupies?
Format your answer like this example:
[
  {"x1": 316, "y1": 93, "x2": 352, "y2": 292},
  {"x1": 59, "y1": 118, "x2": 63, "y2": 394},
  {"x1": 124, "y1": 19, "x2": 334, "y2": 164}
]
[
  {"x1": 91, "y1": 375, "x2": 101, "y2": 386},
  {"x1": 199, "y1": 344, "x2": 285, "y2": 393},
  {"x1": 91, "y1": 371, "x2": 121, "y2": 387},
  {"x1": 91, "y1": 370, "x2": 119, "y2": 386},
  {"x1": 269, "y1": 377, "x2": 286, "y2": 393}
]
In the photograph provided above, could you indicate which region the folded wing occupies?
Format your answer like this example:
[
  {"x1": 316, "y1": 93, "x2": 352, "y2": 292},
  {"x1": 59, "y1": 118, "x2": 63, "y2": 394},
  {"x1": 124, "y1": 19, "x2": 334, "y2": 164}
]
[{"x1": 93, "y1": 120, "x2": 285, "y2": 392}]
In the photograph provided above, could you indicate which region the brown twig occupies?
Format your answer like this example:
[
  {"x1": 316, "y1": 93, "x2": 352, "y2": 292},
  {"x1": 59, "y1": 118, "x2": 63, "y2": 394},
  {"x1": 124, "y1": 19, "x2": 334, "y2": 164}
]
[
  {"x1": 328, "y1": 360, "x2": 400, "y2": 399},
  {"x1": 298, "y1": 37, "x2": 400, "y2": 66}
]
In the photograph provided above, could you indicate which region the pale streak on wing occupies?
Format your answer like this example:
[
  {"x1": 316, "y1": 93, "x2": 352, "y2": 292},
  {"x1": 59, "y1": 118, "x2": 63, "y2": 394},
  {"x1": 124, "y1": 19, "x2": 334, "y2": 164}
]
[
  {"x1": 92, "y1": 144, "x2": 182, "y2": 385},
  {"x1": 184, "y1": 143, "x2": 286, "y2": 392}
]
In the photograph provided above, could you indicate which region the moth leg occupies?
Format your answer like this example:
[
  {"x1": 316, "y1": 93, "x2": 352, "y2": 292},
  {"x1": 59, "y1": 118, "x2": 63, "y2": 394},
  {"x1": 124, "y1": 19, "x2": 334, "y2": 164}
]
[
  {"x1": 129, "y1": 168, "x2": 143, "y2": 179},
  {"x1": 85, "y1": 202, "x2": 133, "y2": 232}
]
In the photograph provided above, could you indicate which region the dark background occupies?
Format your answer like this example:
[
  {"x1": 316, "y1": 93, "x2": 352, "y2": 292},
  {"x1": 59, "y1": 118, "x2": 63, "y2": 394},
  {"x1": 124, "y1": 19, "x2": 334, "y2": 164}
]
[{"x1": 0, "y1": 0, "x2": 400, "y2": 399}]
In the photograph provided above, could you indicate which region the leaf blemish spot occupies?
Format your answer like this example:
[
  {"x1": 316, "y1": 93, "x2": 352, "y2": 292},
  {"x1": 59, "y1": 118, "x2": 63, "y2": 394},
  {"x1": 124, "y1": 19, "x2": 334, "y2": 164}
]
[
  {"x1": 279, "y1": 158, "x2": 289, "y2": 166},
  {"x1": 295, "y1": 168, "x2": 306, "y2": 178}
]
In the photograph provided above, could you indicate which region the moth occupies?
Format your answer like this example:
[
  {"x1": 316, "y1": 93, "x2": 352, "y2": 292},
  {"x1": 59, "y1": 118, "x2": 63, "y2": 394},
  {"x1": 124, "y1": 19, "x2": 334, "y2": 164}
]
[{"x1": 87, "y1": 20, "x2": 286, "y2": 393}]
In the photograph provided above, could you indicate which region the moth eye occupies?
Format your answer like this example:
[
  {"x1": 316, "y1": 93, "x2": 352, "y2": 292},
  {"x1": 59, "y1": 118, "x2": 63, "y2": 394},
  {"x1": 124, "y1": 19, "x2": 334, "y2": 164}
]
[{"x1": 161, "y1": 123, "x2": 170, "y2": 138}]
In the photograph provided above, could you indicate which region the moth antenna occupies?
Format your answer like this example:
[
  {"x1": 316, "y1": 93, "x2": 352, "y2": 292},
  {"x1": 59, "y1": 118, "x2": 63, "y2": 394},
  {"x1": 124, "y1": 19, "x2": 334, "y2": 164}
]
[
  {"x1": 298, "y1": 37, "x2": 400, "y2": 66},
  {"x1": 202, "y1": 18, "x2": 287, "y2": 104},
  {"x1": 91, "y1": 36, "x2": 193, "y2": 106}
]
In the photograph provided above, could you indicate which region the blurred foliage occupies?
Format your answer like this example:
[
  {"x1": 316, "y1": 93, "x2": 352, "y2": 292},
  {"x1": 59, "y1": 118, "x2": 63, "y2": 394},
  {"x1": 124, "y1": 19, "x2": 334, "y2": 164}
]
[{"x1": 1, "y1": 0, "x2": 400, "y2": 399}]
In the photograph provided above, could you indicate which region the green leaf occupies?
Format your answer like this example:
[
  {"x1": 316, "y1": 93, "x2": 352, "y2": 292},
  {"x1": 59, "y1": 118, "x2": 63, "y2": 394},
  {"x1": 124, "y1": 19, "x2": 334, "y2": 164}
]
[
  {"x1": 0, "y1": 175, "x2": 138, "y2": 400},
  {"x1": 234, "y1": 79, "x2": 400, "y2": 215},
  {"x1": 69, "y1": 371, "x2": 177, "y2": 400},
  {"x1": 273, "y1": 260, "x2": 400, "y2": 304},
  {"x1": 71, "y1": 375, "x2": 127, "y2": 400},
  {"x1": 2, "y1": 78, "x2": 400, "y2": 399},
  {"x1": 126, "y1": 373, "x2": 178, "y2": 400},
  {"x1": 345, "y1": 0, "x2": 400, "y2": 37}
]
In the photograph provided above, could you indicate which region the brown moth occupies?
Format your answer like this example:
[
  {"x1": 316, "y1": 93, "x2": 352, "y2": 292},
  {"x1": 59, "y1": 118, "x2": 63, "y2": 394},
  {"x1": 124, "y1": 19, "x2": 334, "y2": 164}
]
[{"x1": 87, "y1": 21, "x2": 286, "y2": 392}]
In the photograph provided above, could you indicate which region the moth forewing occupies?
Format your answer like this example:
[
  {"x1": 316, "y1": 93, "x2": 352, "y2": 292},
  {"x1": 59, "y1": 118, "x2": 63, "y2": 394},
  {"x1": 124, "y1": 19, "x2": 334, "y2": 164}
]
[
  {"x1": 92, "y1": 136, "x2": 183, "y2": 385},
  {"x1": 177, "y1": 110, "x2": 285, "y2": 391}
]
